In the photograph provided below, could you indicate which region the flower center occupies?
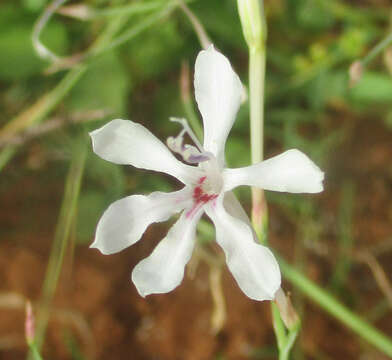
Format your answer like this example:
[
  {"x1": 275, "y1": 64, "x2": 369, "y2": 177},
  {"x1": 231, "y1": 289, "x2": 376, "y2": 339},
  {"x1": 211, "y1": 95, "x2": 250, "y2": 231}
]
[
  {"x1": 192, "y1": 176, "x2": 218, "y2": 204},
  {"x1": 186, "y1": 158, "x2": 223, "y2": 218},
  {"x1": 165, "y1": 117, "x2": 224, "y2": 218}
]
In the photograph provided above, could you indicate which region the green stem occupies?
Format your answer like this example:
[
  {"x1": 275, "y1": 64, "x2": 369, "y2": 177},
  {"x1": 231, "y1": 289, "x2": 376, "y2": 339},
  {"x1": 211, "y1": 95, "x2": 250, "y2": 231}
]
[
  {"x1": 279, "y1": 257, "x2": 392, "y2": 357},
  {"x1": 33, "y1": 140, "x2": 87, "y2": 352},
  {"x1": 272, "y1": 302, "x2": 300, "y2": 360},
  {"x1": 238, "y1": 0, "x2": 291, "y2": 357},
  {"x1": 361, "y1": 30, "x2": 392, "y2": 67},
  {"x1": 249, "y1": 47, "x2": 265, "y2": 165},
  {"x1": 238, "y1": 0, "x2": 268, "y2": 243},
  {"x1": 281, "y1": 323, "x2": 300, "y2": 360},
  {"x1": 249, "y1": 47, "x2": 267, "y2": 242},
  {"x1": 28, "y1": 343, "x2": 44, "y2": 360},
  {"x1": 272, "y1": 303, "x2": 287, "y2": 350}
]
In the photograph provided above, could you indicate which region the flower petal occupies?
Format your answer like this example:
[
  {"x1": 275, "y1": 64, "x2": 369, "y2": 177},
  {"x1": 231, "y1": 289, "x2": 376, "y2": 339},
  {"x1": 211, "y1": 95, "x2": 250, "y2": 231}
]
[
  {"x1": 205, "y1": 198, "x2": 281, "y2": 301},
  {"x1": 223, "y1": 191, "x2": 252, "y2": 227},
  {"x1": 131, "y1": 209, "x2": 203, "y2": 297},
  {"x1": 223, "y1": 149, "x2": 324, "y2": 193},
  {"x1": 91, "y1": 188, "x2": 192, "y2": 255},
  {"x1": 90, "y1": 119, "x2": 201, "y2": 184},
  {"x1": 194, "y1": 45, "x2": 243, "y2": 165}
]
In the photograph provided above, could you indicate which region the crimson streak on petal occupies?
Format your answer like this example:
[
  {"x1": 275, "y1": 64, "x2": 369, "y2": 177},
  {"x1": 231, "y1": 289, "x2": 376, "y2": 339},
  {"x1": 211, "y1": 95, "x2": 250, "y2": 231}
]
[{"x1": 186, "y1": 176, "x2": 218, "y2": 218}]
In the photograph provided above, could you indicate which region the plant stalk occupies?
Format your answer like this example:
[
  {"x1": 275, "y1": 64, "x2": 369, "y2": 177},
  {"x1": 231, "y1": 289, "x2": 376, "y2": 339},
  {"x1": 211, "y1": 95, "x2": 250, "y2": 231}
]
[{"x1": 238, "y1": 1, "x2": 293, "y2": 358}]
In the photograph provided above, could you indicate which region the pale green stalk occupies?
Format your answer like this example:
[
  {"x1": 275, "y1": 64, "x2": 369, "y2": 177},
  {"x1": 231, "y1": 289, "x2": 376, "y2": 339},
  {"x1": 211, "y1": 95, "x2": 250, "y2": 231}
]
[
  {"x1": 361, "y1": 30, "x2": 392, "y2": 67},
  {"x1": 350, "y1": 30, "x2": 392, "y2": 86},
  {"x1": 33, "y1": 140, "x2": 87, "y2": 353},
  {"x1": 237, "y1": 1, "x2": 294, "y2": 358},
  {"x1": 237, "y1": 0, "x2": 267, "y2": 241},
  {"x1": 249, "y1": 49, "x2": 265, "y2": 165},
  {"x1": 28, "y1": 343, "x2": 44, "y2": 360},
  {"x1": 271, "y1": 303, "x2": 301, "y2": 360}
]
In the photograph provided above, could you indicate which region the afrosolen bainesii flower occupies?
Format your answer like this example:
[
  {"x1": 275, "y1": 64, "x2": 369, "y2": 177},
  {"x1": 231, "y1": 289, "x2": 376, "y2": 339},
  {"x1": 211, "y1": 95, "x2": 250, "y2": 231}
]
[{"x1": 89, "y1": 45, "x2": 324, "y2": 301}]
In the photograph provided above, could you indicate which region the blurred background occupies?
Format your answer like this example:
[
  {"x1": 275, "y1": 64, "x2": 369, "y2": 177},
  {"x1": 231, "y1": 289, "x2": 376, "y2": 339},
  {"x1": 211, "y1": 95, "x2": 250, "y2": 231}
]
[{"x1": 1, "y1": 0, "x2": 392, "y2": 359}]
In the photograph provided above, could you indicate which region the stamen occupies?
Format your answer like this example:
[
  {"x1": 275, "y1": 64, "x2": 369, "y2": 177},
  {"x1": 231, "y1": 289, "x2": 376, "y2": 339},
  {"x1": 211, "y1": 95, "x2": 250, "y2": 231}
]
[
  {"x1": 186, "y1": 152, "x2": 211, "y2": 164},
  {"x1": 169, "y1": 117, "x2": 203, "y2": 152},
  {"x1": 167, "y1": 117, "x2": 212, "y2": 164},
  {"x1": 166, "y1": 135, "x2": 183, "y2": 153},
  {"x1": 183, "y1": 146, "x2": 212, "y2": 163},
  {"x1": 167, "y1": 134, "x2": 205, "y2": 163}
]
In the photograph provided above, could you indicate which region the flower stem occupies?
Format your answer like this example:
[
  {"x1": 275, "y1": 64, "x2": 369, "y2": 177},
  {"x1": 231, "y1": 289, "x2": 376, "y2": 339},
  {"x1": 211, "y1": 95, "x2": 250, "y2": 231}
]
[
  {"x1": 237, "y1": 0, "x2": 268, "y2": 241},
  {"x1": 272, "y1": 303, "x2": 301, "y2": 360},
  {"x1": 249, "y1": 47, "x2": 265, "y2": 165},
  {"x1": 28, "y1": 343, "x2": 44, "y2": 360},
  {"x1": 249, "y1": 48, "x2": 268, "y2": 243},
  {"x1": 237, "y1": 0, "x2": 291, "y2": 357}
]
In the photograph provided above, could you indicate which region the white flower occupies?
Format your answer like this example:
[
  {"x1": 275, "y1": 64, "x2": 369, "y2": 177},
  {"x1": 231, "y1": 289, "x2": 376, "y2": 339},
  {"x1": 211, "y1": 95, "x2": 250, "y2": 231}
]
[{"x1": 89, "y1": 45, "x2": 324, "y2": 301}]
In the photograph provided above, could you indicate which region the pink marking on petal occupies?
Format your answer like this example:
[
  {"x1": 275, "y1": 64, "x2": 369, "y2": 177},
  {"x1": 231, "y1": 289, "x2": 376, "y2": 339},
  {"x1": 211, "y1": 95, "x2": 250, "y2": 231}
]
[
  {"x1": 198, "y1": 176, "x2": 206, "y2": 184},
  {"x1": 192, "y1": 186, "x2": 218, "y2": 204},
  {"x1": 186, "y1": 203, "x2": 202, "y2": 219},
  {"x1": 187, "y1": 177, "x2": 218, "y2": 219}
]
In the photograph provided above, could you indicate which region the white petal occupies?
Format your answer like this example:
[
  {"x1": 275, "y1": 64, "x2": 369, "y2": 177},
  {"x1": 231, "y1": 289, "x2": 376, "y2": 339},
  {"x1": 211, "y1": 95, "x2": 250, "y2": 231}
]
[
  {"x1": 223, "y1": 191, "x2": 252, "y2": 227},
  {"x1": 90, "y1": 119, "x2": 201, "y2": 184},
  {"x1": 194, "y1": 45, "x2": 243, "y2": 165},
  {"x1": 223, "y1": 149, "x2": 324, "y2": 193},
  {"x1": 131, "y1": 209, "x2": 202, "y2": 297},
  {"x1": 91, "y1": 188, "x2": 192, "y2": 255},
  {"x1": 205, "y1": 199, "x2": 281, "y2": 301}
]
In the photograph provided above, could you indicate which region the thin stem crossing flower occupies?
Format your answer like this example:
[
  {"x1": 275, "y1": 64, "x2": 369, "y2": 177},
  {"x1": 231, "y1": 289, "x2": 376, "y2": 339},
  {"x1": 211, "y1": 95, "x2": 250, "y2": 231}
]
[{"x1": 89, "y1": 45, "x2": 324, "y2": 301}]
